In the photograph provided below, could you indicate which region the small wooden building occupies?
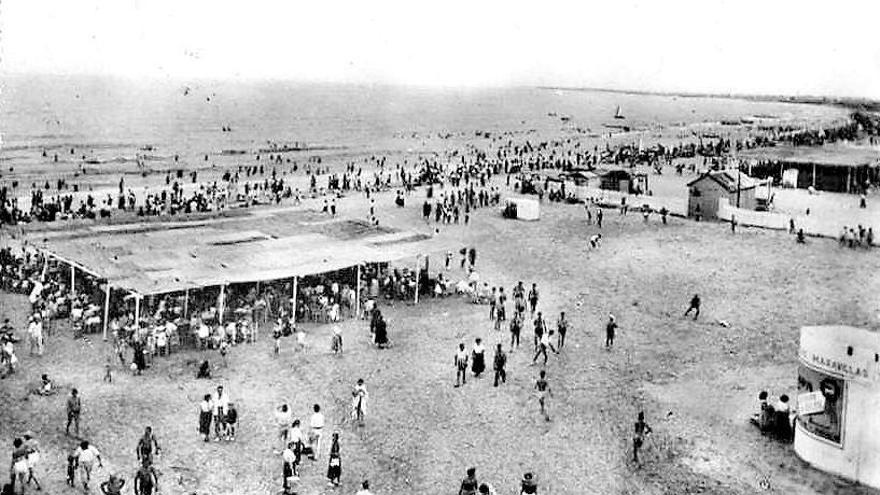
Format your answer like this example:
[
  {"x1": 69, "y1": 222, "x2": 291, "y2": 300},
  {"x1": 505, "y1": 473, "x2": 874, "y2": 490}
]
[
  {"x1": 687, "y1": 170, "x2": 758, "y2": 219},
  {"x1": 596, "y1": 167, "x2": 649, "y2": 194}
]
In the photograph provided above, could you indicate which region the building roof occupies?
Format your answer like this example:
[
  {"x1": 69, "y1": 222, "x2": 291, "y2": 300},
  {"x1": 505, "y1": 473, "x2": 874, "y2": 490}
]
[
  {"x1": 29, "y1": 208, "x2": 447, "y2": 296},
  {"x1": 739, "y1": 144, "x2": 880, "y2": 168},
  {"x1": 687, "y1": 170, "x2": 758, "y2": 192}
]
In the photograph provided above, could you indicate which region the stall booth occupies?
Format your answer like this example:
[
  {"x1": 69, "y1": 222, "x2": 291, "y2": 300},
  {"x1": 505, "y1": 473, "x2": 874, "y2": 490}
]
[
  {"x1": 502, "y1": 196, "x2": 540, "y2": 221},
  {"x1": 795, "y1": 325, "x2": 880, "y2": 490}
]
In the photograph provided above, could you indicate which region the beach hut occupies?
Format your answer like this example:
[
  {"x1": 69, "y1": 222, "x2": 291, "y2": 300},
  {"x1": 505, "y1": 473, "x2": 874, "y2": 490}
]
[
  {"x1": 794, "y1": 326, "x2": 880, "y2": 490},
  {"x1": 687, "y1": 170, "x2": 758, "y2": 219},
  {"x1": 596, "y1": 167, "x2": 648, "y2": 194}
]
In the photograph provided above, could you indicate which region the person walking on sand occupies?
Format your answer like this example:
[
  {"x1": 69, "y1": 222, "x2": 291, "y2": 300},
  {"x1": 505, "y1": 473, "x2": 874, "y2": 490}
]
[
  {"x1": 605, "y1": 314, "x2": 617, "y2": 349},
  {"x1": 309, "y1": 404, "x2": 325, "y2": 459},
  {"x1": 493, "y1": 343, "x2": 507, "y2": 387},
  {"x1": 74, "y1": 440, "x2": 103, "y2": 492},
  {"x1": 351, "y1": 379, "x2": 368, "y2": 426},
  {"x1": 535, "y1": 370, "x2": 553, "y2": 421},
  {"x1": 528, "y1": 284, "x2": 539, "y2": 315},
  {"x1": 633, "y1": 411, "x2": 653, "y2": 464},
  {"x1": 133, "y1": 459, "x2": 158, "y2": 495},
  {"x1": 135, "y1": 426, "x2": 160, "y2": 466},
  {"x1": 532, "y1": 312, "x2": 546, "y2": 353},
  {"x1": 66, "y1": 388, "x2": 82, "y2": 436},
  {"x1": 326, "y1": 432, "x2": 342, "y2": 487},
  {"x1": 22, "y1": 431, "x2": 42, "y2": 492},
  {"x1": 683, "y1": 294, "x2": 700, "y2": 320},
  {"x1": 454, "y1": 343, "x2": 469, "y2": 387}
]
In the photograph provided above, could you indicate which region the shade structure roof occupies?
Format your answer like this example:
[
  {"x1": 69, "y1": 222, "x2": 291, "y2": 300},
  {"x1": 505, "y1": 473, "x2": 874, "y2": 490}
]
[
  {"x1": 739, "y1": 144, "x2": 880, "y2": 168},
  {"x1": 29, "y1": 208, "x2": 446, "y2": 296}
]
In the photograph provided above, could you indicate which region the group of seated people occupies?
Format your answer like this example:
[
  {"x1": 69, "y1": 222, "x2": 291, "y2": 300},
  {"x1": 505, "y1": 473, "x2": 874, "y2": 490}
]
[{"x1": 750, "y1": 391, "x2": 795, "y2": 442}]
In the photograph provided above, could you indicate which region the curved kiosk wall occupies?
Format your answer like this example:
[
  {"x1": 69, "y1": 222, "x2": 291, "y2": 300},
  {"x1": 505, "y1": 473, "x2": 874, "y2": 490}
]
[{"x1": 795, "y1": 326, "x2": 880, "y2": 489}]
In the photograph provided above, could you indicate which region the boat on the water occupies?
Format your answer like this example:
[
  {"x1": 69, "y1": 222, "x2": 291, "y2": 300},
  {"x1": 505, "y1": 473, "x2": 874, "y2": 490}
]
[{"x1": 614, "y1": 105, "x2": 625, "y2": 119}]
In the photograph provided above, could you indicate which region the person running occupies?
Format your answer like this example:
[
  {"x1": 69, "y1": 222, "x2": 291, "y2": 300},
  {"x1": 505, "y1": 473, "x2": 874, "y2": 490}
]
[
  {"x1": 326, "y1": 432, "x2": 342, "y2": 487},
  {"x1": 66, "y1": 388, "x2": 82, "y2": 436},
  {"x1": 532, "y1": 330, "x2": 558, "y2": 365},
  {"x1": 535, "y1": 370, "x2": 552, "y2": 421},
  {"x1": 471, "y1": 338, "x2": 486, "y2": 378},
  {"x1": 100, "y1": 474, "x2": 125, "y2": 495},
  {"x1": 509, "y1": 312, "x2": 522, "y2": 351},
  {"x1": 556, "y1": 312, "x2": 568, "y2": 349},
  {"x1": 684, "y1": 294, "x2": 700, "y2": 320},
  {"x1": 605, "y1": 314, "x2": 617, "y2": 349},
  {"x1": 135, "y1": 426, "x2": 161, "y2": 466},
  {"x1": 528, "y1": 284, "x2": 539, "y2": 314},
  {"x1": 459, "y1": 467, "x2": 478, "y2": 495},
  {"x1": 454, "y1": 343, "x2": 469, "y2": 387},
  {"x1": 633, "y1": 411, "x2": 653, "y2": 464},
  {"x1": 22, "y1": 431, "x2": 41, "y2": 492},
  {"x1": 493, "y1": 344, "x2": 507, "y2": 387},
  {"x1": 351, "y1": 379, "x2": 368, "y2": 426},
  {"x1": 133, "y1": 459, "x2": 158, "y2": 495},
  {"x1": 74, "y1": 440, "x2": 103, "y2": 492}
]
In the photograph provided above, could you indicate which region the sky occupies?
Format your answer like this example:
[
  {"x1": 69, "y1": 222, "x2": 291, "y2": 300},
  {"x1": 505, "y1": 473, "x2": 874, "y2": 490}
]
[{"x1": 3, "y1": 0, "x2": 880, "y2": 98}]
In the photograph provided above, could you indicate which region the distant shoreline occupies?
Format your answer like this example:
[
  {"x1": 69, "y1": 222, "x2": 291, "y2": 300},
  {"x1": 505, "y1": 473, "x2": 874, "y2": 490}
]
[{"x1": 538, "y1": 86, "x2": 880, "y2": 112}]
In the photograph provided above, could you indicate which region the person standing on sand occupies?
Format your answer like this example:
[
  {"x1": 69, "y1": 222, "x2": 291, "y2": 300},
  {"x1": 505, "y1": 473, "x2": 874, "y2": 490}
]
[
  {"x1": 596, "y1": 208, "x2": 603, "y2": 228},
  {"x1": 605, "y1": 315, "x2": 617, "y2": 349},
  {"x1": 459, "y1": 467, "x2": 478, "y2": 495},
  {"x1": 471, "y1": 338, "x2": 486, "y2": 378},
  {"x1": 684, "y1": 294, "x2": 700, "y2": 320},
  {"x1": 493, "y1": 344, "x2": 507, "y2": 387},
  {"x1": 535, "y1": 370, "x2": 553, "y2": 421},
  {"x1": 556, "y1": 312, "x2": 568, "y2": 350},
  {"x1": 454, "y1": 343, "x2": 469, "y2": 387},
  {"x1": 66, "y1": 388, "x2": 82, "y2": 436},
  {"x1": 198, "y1": 394, "x2": 213, "y2": 442},
  {"x1": 351, "y1": 379, "x2": 368, "y2": 426},
  {"x1": 135, "y1": 426, "x2": 161, "y2": 466},
  {"x1": 509, "y1": 312, "x2": 522, "y2": 351},
  {"x1": 528, "y1": 284, "x2": 539, "y2": 315},
  {"x1": 532, "y1": 312, "x2": 546, "y2": 353}
]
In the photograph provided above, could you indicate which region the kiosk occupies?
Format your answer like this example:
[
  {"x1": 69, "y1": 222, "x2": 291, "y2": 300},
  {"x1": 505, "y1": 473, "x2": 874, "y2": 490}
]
[{"x1": 795, "y1": 326, "x2": 880, "y2": 489}]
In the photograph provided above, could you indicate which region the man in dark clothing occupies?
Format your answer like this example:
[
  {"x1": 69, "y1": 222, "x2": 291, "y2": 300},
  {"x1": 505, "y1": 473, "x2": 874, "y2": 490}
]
[
  {"x1": 633, "y1": 411, "x2": 652, "y2": 464},
  {"x1": 66, "y1": 388, "x2": 82, "y2": 436},
  {"x1": 684, "y1": 294, "x2": 700, "y2": 320},
  {"x1": 135, "y1": 426, "x2": 161, "y2": 466},
  {"x1": 459, "y1": 467, "x2": 478, "y2": 495},
  {"x1": 493, "y1": 344, "x2": 507, "y2": 387},
  {"x1": 134, "y1": 459, "x2": 159, "y2": 495},
  {"x1": 556, "y1": 311, "x2": 568, "y2": 349},
  {"x1": 509, "y1": 312, "x2": 522, "y2": 350},
  {"x1": 605, "y1": 315, "x2": 617, "y2": 349}
]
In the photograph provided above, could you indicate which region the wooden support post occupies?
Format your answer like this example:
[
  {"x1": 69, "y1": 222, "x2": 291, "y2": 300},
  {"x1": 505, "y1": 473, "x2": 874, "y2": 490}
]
[
  {"x1": 183, "y1": 289, "x2": 189, "y2": 319},
  {"x1": 219, "y1": 285, "x2": 226, "y2": 324},
  {"x1": 102, "y1": 283, "x2": 111, "y2": 341},
  {"x1": 70, "y1": 265, "x2": 76, "y2": 296},
  {"x1": 414, "y1": 256, "x2": 420, "y2": 305},
  {"x1": 292, "y1": 276, "x2": 298, "y2": 324},
  {"x1": 355, "y1": 264, "x2": 361, "y2": 318},
  {"x1": 134, "y1": 295, "x2": 140, "y2": 328}
]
